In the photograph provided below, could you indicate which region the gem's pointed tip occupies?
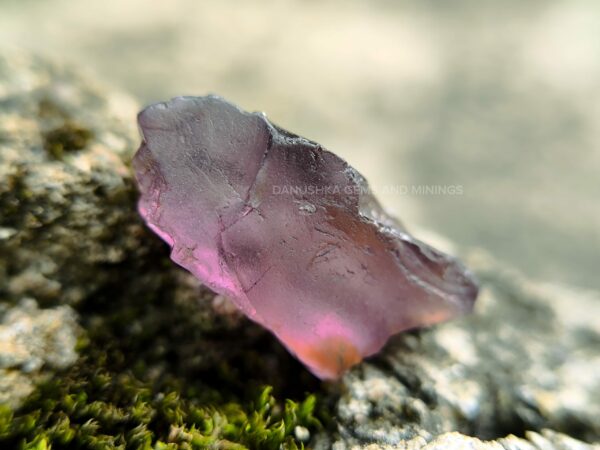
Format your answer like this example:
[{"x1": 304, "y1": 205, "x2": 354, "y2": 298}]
[{"x1": 283, "y1": 334, "x2": 363, "y2": 380}]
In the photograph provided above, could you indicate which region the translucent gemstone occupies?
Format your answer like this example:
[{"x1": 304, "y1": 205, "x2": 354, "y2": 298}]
[{"x1": 133, "y1": 96, "x2": 479, "y2": 379}]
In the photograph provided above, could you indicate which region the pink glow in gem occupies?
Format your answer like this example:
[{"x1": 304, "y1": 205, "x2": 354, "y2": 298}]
[{"x1": 133, "y1": 96, "x2": 478, "y2": 379}]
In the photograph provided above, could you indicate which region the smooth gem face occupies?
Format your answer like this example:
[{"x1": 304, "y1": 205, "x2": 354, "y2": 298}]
[{"x1": 133, "y1": 96, "x2": 479, "y2": 379}]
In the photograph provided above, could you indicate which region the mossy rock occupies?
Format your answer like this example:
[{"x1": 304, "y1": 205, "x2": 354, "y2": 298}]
[{"x1": 0, "y1": 53, "x2": 327, "y2": 449}]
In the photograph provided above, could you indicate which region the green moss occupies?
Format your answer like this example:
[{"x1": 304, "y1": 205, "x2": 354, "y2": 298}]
[
  {"x1": 0, "y1": 366, "x2": 321, "y2": 449},
  {"x1": 43, "y1": 122, "x2": 93, "y2": 159},
  {"x1": 0, "y1": 164, "x2": 29, "y2": 229},
  {"x1": 37, "y1": 97, "x2": 93, "y2": 159}
]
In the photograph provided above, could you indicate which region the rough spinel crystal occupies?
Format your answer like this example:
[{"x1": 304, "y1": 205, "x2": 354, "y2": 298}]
[{"x1": 133, "y1": 96, "x2": 479, "y2": 379}]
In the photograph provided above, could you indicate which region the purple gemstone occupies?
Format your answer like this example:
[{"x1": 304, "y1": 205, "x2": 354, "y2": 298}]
[{"x1": 133, "y1": 96, "x2": 478, "y2": 379}]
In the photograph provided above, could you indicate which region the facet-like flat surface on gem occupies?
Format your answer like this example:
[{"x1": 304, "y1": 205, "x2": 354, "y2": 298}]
[{"x1": 133, "y1": 96, "x2": 479, "y2": 379}]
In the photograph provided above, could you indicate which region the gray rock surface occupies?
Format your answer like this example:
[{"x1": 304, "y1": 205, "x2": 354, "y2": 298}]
[
  {"x1": 0, "y1": 52, "x2": 142, "y2": 308},
  {"x1": 0, "y1": 299, "x2": 80, "y2": 408},
  {"x1": 333, "y1": 253, "x2": 600, "y2": 449},
  {"x1": 0, "y1": 53, "x2": 598, "y2": 449},
  {"x1": 0, "y1": 51, "x2": 145, "y2": 409}
]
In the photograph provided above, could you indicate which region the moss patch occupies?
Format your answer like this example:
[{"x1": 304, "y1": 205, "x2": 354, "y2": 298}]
[
  {"x1": 0, "y1": 370, "x2": 320, "y2": 449},
  {"x1": 42, "y1": 122, "x2": 93, "y2": 159}
]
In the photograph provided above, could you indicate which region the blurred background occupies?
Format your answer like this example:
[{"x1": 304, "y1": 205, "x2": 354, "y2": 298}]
[{"x1": 1, "y1": 0, "x2": 599, "y2": 291}]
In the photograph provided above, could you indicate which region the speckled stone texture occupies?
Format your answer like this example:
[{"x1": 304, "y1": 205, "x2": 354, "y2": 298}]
[
  {"x1": 0, "y1": 53, "x2": 140, "y2": 308},
  {"x1": 0, "y1": 299, "x2": 80, "y2": 408},
  {"x1": 330, "y1": 254, "x2": 600, "y2": 449},
  {"x1": 0, "y1": 53, "x2": 598, "y2": 449},
  {"x1": 0, "y1": 52, "x2": 143, "y2": 408}
]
